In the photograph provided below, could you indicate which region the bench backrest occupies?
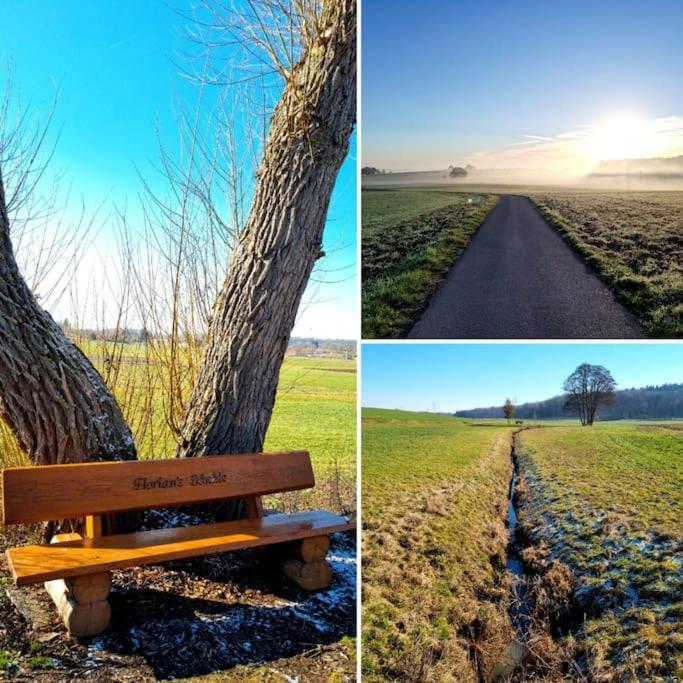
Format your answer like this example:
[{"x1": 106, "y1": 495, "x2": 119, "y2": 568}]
[{"x1": 1, "y1": 451, "x2": 314, "y2": 525}]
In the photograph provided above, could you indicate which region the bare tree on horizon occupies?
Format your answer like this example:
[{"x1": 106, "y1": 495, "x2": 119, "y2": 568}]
[{"x1": 563, "y1": 363, "x2": 616, "y2": 426}]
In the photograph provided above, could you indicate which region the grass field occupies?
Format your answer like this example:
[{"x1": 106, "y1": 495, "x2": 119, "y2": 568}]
[
  {"x1": 362, "y1": 410, "x2": 683, "y2": 680},
  {"x1": 529, "y1": 192, "x2": 683, "y2": 336},
  {"x1": 361, "y1": 183, "x2": 683, "y2": 338},
  {"x1": 0, "y1": 344, "x2": 357, "y2": 513},
  {"x1": 362, "y1": 409, "x2": 513, "y2": 681},
  {"x1": 362, "y1": 190, "x2": 498, "y2": 338},
  {"x1": 361, "y1": 188, "x2": 473, "y2": 237},
  {"x1": 516, "y1": 423, "x2": 683, "y2": 680}
]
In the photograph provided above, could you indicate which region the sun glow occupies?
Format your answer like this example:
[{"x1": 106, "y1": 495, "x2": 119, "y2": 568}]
[{"x1": 584, "y1": 114, "x2": 662, "y2": 162}]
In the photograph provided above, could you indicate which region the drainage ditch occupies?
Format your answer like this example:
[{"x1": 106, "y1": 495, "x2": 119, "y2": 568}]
[
  {"x1": 489, "y1": 437, "x2": 532, "y2": 680},
  {"x1": 506, "y1": 443, "x2": 530, "y2": 639}
]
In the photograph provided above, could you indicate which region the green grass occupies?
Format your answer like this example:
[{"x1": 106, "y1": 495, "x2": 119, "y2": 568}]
[
  {"x1": 517, "y1": 423, "x2": 683, "y2": 680},
  {"x1": 528, "y1": 192, "x2": 683, "y2": 336},
  {"x1": 362, "y1": 191, "x2": 498, "y2": 338},
  {"x1": 264, "y1": 357, "x2": 356, "y2": 475},
  {"x1": 0, "y1": 650, "x2": 16, "y2": 670},
  {"x1": 362, "y1": 408, "x2": 514, "y2": 681},
  {"x1": 0, "y1": 347, "x2": 356, "y2": 513},
  {"x1": 362, "y1": 414, "x2": 683, "y2": 679},
  {"x1": 27, "y1": 655, "x2": 55, "y2": 670},
  {"x1": 362, "y1": 188, "x2": 473, "y2": 237}
]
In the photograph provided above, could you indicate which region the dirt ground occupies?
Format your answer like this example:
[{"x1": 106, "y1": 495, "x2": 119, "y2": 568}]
[{"x1": 0, "y1": 520, "x2": 356, "y2": 682}]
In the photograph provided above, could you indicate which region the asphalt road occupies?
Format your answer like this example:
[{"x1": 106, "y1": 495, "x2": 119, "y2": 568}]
[{"x1": 408, "y1": 195, "x2": 643, "y2": 339}]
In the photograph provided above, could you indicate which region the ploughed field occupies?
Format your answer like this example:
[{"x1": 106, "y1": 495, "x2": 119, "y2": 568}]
[
  {"x1": 516, "y1": 423, "x2": 683, "y2": 681},
  {"x1": 529, "y1": 192, "x2": 683, "y2": 337},
  {"x1": 361, "y1": 189, "x2": 498, "y2": 338},
  {"x1": 361, "y1": 409, "x2": 513, "y2": 681},
  {"x1": 362, "y1": 410, "x2": 682, "y2": 681}
]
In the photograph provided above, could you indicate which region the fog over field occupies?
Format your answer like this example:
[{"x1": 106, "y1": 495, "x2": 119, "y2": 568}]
[
  {"x1": 362, "y1": 161, "x2": 683, "y2": 192},
  {"x1": 364, "y1": 111, "x2": 683, "y2": 190}
]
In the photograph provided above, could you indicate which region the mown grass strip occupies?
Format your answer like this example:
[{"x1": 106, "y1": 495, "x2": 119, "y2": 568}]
[
  {"x1": 528, "y1": 193, "x2": 683, "y2": 337},
  {"x1": 362, "y1": 194, "x2": 499, "y2": 338}
]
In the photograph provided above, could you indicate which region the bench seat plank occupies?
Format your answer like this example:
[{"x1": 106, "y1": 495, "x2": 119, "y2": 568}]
[{"x1": 7, "y1": 510, "x2": 354, "y2": 585}]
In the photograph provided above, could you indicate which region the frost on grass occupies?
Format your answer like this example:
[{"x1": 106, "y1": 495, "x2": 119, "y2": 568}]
[
  {"x1": 515, "y1": 426, "x2": 683, "y2": 681},
  {"x1": 529, "y1": 191, "x2": 683, "y2": 336}
]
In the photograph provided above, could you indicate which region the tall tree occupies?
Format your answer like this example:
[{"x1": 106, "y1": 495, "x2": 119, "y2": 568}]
[
  {"x1": 0, "y1": 86, "x2": 137, "y2": 536},
  {"x1": 0, "y1": 177, "x2": 137, "y2": 535},
  {"x1": 177, "y1": 0, "x2": 356, "y2": 459},
  {"x1": 563, "y1": 363, "x2": 616, "y2": 426},
  {"x1": 503, "y1": 398, "x2": 515, "y2": 424}
]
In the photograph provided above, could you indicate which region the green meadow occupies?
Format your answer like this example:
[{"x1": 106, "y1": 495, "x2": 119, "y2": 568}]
[
  {"x1": 361, "y1": 188, "x2": 473, "y2": 237},
  {"x1": 517, "y1": 423, "x2": 683, "y2": 680},
  {"x1": 362, "y1": 409, "x2": 513, "y2": 681},
  {"x1": 362, "y1": 409, "x2": 683, "y2": 681},
  {"x1": 361, "y1": 190, "x2": 498, "y2": 338}
]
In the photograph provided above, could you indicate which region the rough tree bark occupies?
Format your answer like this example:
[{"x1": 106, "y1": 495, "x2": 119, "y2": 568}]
[
  {"x1": 177, "y1": 1, "x2": 356, "y2": 462},
  {"x1": 0, "y1": 171, "x2": 137, "y2": 534}
]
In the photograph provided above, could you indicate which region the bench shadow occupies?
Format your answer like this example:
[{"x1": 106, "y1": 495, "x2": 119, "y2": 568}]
[{"x1": 92, "y1": 534, "x2": 356, "y2": 679}]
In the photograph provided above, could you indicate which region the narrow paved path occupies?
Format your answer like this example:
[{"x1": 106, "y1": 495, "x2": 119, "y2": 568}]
[{"x1": 408, "y1": 195, "x2": 643, "y2": 338}]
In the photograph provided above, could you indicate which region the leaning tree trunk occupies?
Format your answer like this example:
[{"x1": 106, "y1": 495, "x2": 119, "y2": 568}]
[
  {"x1": 0, "y1": 172, "x2": 137, "y2": 536},
  {"x1": 177, "y1": 0, "x2": 355, "y2": 477}
]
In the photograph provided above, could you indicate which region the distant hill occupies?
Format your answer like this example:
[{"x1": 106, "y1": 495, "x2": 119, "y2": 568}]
[
  {"x1": 456, "y1": 383, "x2": 683, "y2": 421},
  {"x1": 590, "y1": 155, "x2": 683, "y2": 178}
]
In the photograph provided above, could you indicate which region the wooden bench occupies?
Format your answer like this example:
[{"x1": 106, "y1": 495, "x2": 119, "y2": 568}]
[{"x1": 1, "y1": 451, "x2": 354, "y2": 637}]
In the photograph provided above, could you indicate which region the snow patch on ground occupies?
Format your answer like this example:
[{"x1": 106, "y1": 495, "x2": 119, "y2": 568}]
[{"x1": 84, "y1": 531, "x2": 356, "y2": 679}]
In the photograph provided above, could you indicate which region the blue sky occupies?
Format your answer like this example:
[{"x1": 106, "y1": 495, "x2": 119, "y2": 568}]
[
  {"x1": 0, "y1": 1, "x2": 356, "y2": 338},
  {"x1": 362, "y1": 344, "x2": 683, "y2": 413},
  {"x1": 362, "y1": 0, "x2": 683, "y2": 172}
]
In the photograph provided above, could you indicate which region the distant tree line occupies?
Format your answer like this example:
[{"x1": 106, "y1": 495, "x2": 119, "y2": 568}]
[
  {"x1": 60, "y1": 322, "x2": 355, "y2": 358},
  {"x1": 457, "y1": 383, "x2": 683, "y2": 421}
]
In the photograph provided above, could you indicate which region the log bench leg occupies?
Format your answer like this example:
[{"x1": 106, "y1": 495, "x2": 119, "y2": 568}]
[
  {"x1": 44, "y1": 572, "x2": 112, "y2": 638},
  {"x1": 281, "y1": 535, "x2": 332, "y2": 591}
]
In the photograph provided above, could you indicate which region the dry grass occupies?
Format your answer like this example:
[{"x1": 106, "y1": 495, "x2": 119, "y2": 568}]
[
  {"x1": 361, "y1": 409, "x2": 514, "y2": 681},
  {"x1": 529, "y1": 191, "x2": 683, "y2": 336}
]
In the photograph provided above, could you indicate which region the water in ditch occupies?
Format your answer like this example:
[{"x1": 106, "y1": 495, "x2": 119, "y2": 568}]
[
  {"x1": 491, "y1": 443, "x2": 531, "y2": 680},
  {"x1": 506, "y1": 446, "x2": 529, "y2": 636}
]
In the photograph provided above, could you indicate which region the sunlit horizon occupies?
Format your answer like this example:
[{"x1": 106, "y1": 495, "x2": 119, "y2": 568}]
[
  {"x1": 364, "y1": 113, "x2": 683, "y2": 176},
  {"x1": 362, "y1": 1, "x2": 683, "y2": 180}
]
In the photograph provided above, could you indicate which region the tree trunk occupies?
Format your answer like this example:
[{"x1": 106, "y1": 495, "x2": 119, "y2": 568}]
[
  {"x1": 0, "y1": 172, "x2": 137, "y2": 536},
  {"x1": 177, "y1": 0, "x2": 355, "y2": 467}
]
